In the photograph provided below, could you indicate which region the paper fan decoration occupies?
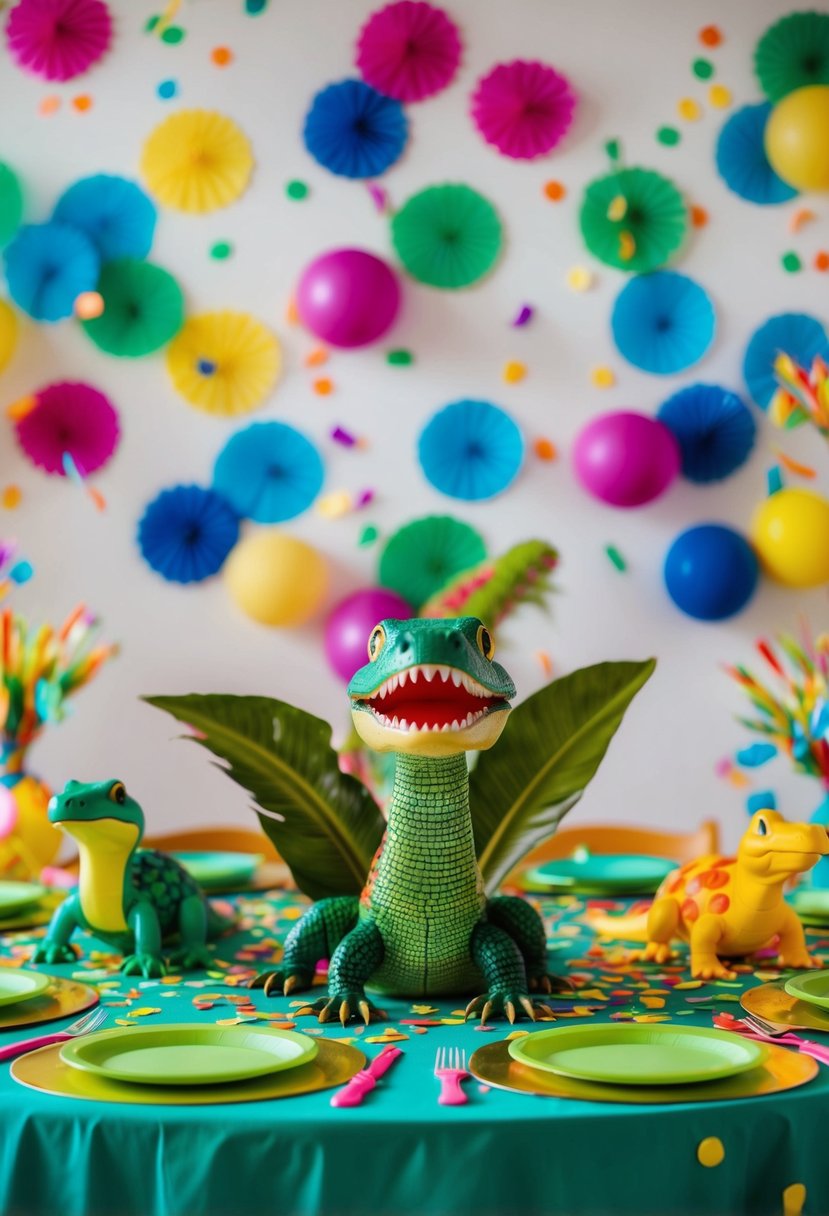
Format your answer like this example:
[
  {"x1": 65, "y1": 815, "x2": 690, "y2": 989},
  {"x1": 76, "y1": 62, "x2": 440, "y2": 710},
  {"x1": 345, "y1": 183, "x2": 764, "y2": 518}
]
[
  {"x1": 5, "y1": 0, "x2": 112, "y2": 82},
  {"x1": 657, "y1": 384, "x2": 756, "y2": 483},
  {"x1": 53, "y1": 175, "x2": 156, "y2": 262},
  {"x1": 355, "y1": 1, "x2": 461, "y2": 102},
  {"x1": 379, "y1": 514, "x2": 487, "y2": 608},
  {"x1": 81, "y1": 258, "x2": 183, "y2": 357},
  {"x1": 579, "y1": 166, "x2": 687, "y2": 273},
  {"x1": 743, "y1": 312, "x2": 829, "y2": 409},
  {"x1": 0, "y1": 163, "x2": 24, "y2": 247},
  {"x1": 755, "y1": 11, "x2": 829, "y2": 101},
  {"x1": 0, "y1": 301, "x2": 17, "y2": 374},
  {"x1": 213, "y1": 422, "x2": 324, "y2": 523},
  {"x1": 391, "y1": 183, "x2": 502, "y2": 289},
  {"x1": 611, "y1": 271, "x2": 716, "y2": 375},
  {"x1": 418, "y1": 399, "x2": 524, "y2": 501},
  {"x1": 303, "y1": 79, "x2": 408, "y2": 179},
  {"x1": 15, "y1": 381, "x2": 119, "y2": 475},
  {"x1": 138, "y1": 485, "x2": 240, "y2": 585},
  {"x1": 4, "y1": 221, "x2": 99, "y2": 321},
  {"x1": 140, "y1": 110, "x2": 254, "y2": 214},
  {"x1": 470, "y1": 60, "x2": 576, "y2": 159},
  {"x1": 166, "y1": 311, "x2": 280, "y2": 416},
  {"x1": 715, "y1": 103, "x2": 797, "y2": 205}
]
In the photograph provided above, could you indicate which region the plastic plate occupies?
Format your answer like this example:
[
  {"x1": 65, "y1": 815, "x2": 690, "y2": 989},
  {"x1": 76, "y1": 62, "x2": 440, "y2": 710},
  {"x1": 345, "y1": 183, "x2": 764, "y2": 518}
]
[
  {"x1": 0, "y1": 967, "x2": 51, "y2": 1008},
  {"x1": 0, "y1": 881, "x2": 47, "y2": 916},
  {"x1": 526, "y1": 853, "x2": 675, "y2": 894},
  {"x1": 784, "y1": 972, "x2": 829, "y2": 1010},
  {"x1": 171, "y1": 852, "x2": 265, "y2": 890}
]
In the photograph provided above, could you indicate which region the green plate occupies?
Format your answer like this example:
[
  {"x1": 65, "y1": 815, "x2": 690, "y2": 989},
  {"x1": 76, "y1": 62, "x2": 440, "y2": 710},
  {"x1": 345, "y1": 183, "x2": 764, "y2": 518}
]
[
  {"x1": 508, "y1": 1023, "x2": 768, "y2": 1086},
  {"x1": 171, "y1": 852, "x2": 264, "y2": 890},
  {"x1": 60, "y1": 1023, "x2": 318, "y2": 1086},
  {"x1": 790, "y1": 888, "x2": 829, "y2": 920},
  {"x1": 0, "y1": 881, "x2": 47, "y2": 916},
  {"x1": 784, "y1": 972, "x2": 829, "y2": 1010},
  {"x1": 0, "y1": 967, "x2": 51, "y2": 1008},
  {"x1": 525, "y1": 854, "x2": 675, "y2": 895}
]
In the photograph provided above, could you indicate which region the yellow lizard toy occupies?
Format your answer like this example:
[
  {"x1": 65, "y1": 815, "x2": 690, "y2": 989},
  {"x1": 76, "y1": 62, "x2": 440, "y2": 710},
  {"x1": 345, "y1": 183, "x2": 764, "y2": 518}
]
[{"x1": 587, "y1": 809, "x2": 829, "y2": 980}]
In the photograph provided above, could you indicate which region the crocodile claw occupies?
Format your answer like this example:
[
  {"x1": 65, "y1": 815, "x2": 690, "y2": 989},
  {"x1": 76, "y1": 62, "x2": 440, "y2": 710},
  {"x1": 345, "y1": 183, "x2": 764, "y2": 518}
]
[
  {"x1": 465, "y1": 991, "x2": 547, "y2": 1025},
  {"x1": 298, "y1": 992, "x2": 388, "y2": 1026},
  {"x1": 250, "y1": 967, "x2": 315, "y2": 996}
]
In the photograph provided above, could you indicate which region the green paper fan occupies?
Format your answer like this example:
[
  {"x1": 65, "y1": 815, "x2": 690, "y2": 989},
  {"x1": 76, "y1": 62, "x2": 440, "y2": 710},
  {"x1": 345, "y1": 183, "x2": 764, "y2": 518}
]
[
  {"x1": 0, "y1": 163, "x2": 23, "y2": 248},
  {"x1": 755, "y1": 11, "x2": 829, "y2": 101},
  {"x1": 82, "y1": 258, "x2": 185, "y2": 357},
  {"x1": 390, "y1": 183, "x2": 503, "y2": 290},
  {"x1": 378, "y1": 514, "x2": 487, "y2": 609},
  {"x1": 579, "y1": 167, "x2": 687, "y2": 274}
]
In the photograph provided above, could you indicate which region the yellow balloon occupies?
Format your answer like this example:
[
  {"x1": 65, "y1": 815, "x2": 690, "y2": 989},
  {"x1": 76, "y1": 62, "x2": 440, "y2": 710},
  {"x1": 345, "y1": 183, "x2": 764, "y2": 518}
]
[
  {"x1": 751, "y1": 488, "x2": 829, "y2": 588},
  {"x1": 224, "y1": 531, "x2": 328, "y2": 626},
  {"x1": 765, "y1": 86, "x2": 829, "y2": 192}
]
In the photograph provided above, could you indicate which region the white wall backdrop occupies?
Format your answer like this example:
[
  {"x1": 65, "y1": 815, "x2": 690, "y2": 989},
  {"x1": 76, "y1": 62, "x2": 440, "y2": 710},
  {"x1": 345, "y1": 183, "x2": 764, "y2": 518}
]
[{"x1": 1, "y1": 0, "x2": 827, "y2": 852}]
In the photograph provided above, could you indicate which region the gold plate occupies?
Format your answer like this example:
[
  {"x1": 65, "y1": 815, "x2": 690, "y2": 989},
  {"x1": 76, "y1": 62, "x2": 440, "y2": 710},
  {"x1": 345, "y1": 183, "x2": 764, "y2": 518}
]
[
  {"x1": 469, "y1": 1038, "x2": 816, "y2": 1104},
  {"x1": 741, "y1": 981, "x2": 829, "y2": 1032},
  {"x1": 0, "y1": 978, "x2": 98, "y2": 1031},
  {"x1": 0, "y1": 891, "x2": 65, "y2": 932},
  {"x1": 11, "y1": 1037, "x2": 365, "y2": 1105}
]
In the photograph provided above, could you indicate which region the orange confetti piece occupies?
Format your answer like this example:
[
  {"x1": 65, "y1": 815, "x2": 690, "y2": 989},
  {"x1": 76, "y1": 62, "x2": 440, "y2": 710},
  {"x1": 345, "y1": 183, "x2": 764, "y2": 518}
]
[
  {"x1": 503, "y1": 360, "x2": 526, "y2": 383},
  {"x1": 534, "y1": 438, "x2": 557, "y2": 461},
  {"x1": 699, "y1": 25, "x2": 722, "y2": 47},
  {"x1": 72, "y1": 95, "x2": 93, "y2": 112},
  {"x1": 815, "y1": 251, "x2": 829, "y2": 272},
  {"x1": 304, "y1": 347, "x2": 329, "y2": 368},
  {"x1": 543, "y1": 180, "x2": 566, "y2": 201},
  {"x1": 678, "y1": 98, "x2": 702, "y2": 121},
  {"x1": 536, "y1": 650, "x2": 553, "y2": 677},
  {"x1": 7, "y1": 395, "x2": 37, "y2": 421},
  {"x1": 726, "y1": 768, "x2": 751, "y2": 789},
  {"x1": 690, "y1": 205, "x2": 708, "y2": 228},
  {"x1": 313, "y1": 377, "x2": 333, "y2": 395},
  {"x1": 775, "y1": 449, "x2": 817, "y2": 479},
  {"x1": 789, "y1": 207, "x2": 816, "y2": 234},
  {"x1": 641, "y1": 996, "x2": 665, "y2": 1009},
  {"x1": 211, "y1": 46, "x2": 233, "y2": 66},
  {"x1": 1, "y1": 486, "x2": 21, "y2": 509},
  {"x1": 285, "y1": 298, "x2": 299, "y2": 325},
  {"x1": 38, "y1": 95, "x2": 60, "y2": 115},
  {"x1": 74, "y1": 291, "x2": 104, "y2": 320}
]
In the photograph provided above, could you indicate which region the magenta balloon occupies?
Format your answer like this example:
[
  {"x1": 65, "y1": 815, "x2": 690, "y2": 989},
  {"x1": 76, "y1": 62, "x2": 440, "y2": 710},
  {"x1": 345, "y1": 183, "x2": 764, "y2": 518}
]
[
  {"x1": 572, "y1": 410, "x2": 680, "y2": 508},
  {"x1": 325, "y1": 588, "x2": 414, "y2": 682},
  {"x1": 296, "y1": 248, "x2": 401, "y2": 348}
]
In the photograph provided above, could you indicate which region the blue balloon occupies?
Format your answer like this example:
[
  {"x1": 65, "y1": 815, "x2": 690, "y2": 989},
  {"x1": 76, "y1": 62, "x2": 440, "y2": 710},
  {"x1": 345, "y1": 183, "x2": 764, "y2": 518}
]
[{"x1": 663, "y1": 524, "x2": 759, "y2": 621}]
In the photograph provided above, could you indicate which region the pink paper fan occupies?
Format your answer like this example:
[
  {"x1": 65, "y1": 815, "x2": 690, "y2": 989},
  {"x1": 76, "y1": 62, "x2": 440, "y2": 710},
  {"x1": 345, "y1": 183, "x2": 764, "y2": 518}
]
[
  {"x1": 356, "y1": 1, "x2": 461, "y2": 103},
  {"x1": 15, "y1": 381, "x2": 120, "y2": 476},
  {"x1": 470, "y1": 59, "x2": 576, "y2": 160},
  {"x1": 5, "y1": 0, "x2": 112, "y2": 82}
]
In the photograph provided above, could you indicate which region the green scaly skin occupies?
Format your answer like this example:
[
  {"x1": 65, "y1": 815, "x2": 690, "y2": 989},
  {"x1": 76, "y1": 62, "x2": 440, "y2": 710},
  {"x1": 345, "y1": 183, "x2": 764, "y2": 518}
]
[
  {"x1": 252, "y1": 617, "x2": 562, "y2": 1025},
  {"x1": 32, "y1": 779, "x2": 230, "y2": 978}
]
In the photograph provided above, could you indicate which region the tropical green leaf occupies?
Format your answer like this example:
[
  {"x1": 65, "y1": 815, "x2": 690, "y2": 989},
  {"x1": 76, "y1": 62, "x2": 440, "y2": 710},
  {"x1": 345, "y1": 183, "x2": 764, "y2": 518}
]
[
  {"x1": 144, "y1": 694, "x2": 385, "y2": 901},
  {"x1": 470, "y1": 659, "x2": 656, "y2": 894}
]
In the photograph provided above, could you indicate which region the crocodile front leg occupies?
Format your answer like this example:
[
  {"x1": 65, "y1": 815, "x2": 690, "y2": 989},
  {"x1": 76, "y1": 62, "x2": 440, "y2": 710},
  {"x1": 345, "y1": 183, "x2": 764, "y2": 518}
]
[
  {"x1": 123, "y1": 899, "x2": 166, "y2": 978},
  {"x1": 466, "y1": 920, "x2": 552, "y2": 1024},
  {"x1": 251, "y1": 896, "x2": 359, "y2": 997},
  {"x1": 32, "y1": 893, "x2": 83, "y2": 965},
  {"x1": 486, "y1": 895, "x2": 570, "y2": 994},
  {"x1": 301, "y1": 918, "x2": 386, "y2": 1026}
]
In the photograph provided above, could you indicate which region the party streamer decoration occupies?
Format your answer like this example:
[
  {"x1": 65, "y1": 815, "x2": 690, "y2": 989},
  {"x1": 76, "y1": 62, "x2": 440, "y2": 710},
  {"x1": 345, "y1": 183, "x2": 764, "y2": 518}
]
[
  {"x1": 754, "y1": 10, "x2": 829, "y2": 102},
  {"x1": 81, "y1": 259, "x2": 184, "y2": 357},
  {"x1": 0, "y1": 164, "x2": 23, "y2": 248},
  {"x1": 771, "y1": 352, "x2": 829, "y2": 443},
  {"x1": 611, "y1": 271, "x2": 716, "y2": 375},
  {"x1": 213, "y1": 421, "x2": 324, "y2": 523},
  {"x1": 166, "y1": 311, "x2": 280, "y2": 415},
  {"x1": 303, "y1": 79, "x2": 408, "y2": 179},
  {"x1": 140, "y1": 110, "x2": 254, "y2": 214},
  {"x1": 4, "y1": 221, "x2": 99, "y2": 322},
  {"x1": 53, "y1": 175, "x2": 157, "y2": 262},
  {"x1": 391, "y1": 183, "x2": 502, "y2": 289},
  {"x1": 379, "y1": 514, "x2": 487, "y2": 608},
  {"x1": 715, "y1": 103, "x2": 797, "y2": 205},
  {"x1": 579, "y1": 166, "x2": 687, "y2": 273},
  {"x1": 418, "y1": 398, "x2": 524, "y2": 500},
  {"x1": 743, "y1": 312, "x2": 828, "y2": 409},
  {"x1": 470, "y1": 60, "x2": 576, "y2": 159},
  {"x1": 13, "y1": 381, "x2": 119, "y2": 476},
  {"x1": 355, "y1": 0, "x2": 461, "y2": 102},
  {"x1": 137, "y1": 485, "x2": 240, "y2": 584},
  {"x1": 5, "y1": 0, "x2": 112, "y2": 82},
  {"x1": 657, "y1": 384, "x2": 756, "y2": 483}
]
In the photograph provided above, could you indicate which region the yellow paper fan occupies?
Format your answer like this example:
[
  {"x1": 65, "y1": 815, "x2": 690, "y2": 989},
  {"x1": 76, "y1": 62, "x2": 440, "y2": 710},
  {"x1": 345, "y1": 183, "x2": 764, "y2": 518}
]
[
  {"x1": 140, "y1": 109, "x2": 254, "y2": 214},
  {"x1": 0, "y1": 300, "x2": 18, "y2": 375},
  {"x1": 166, "y1": 311, "x2": 280, "y2": 415}
]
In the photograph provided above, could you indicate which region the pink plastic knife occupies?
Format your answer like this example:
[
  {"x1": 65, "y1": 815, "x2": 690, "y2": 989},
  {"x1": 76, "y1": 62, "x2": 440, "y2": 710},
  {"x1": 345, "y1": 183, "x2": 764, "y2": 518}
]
[{"x1": 330, "y1": 1045, "x2": 403, "y2": 1107}]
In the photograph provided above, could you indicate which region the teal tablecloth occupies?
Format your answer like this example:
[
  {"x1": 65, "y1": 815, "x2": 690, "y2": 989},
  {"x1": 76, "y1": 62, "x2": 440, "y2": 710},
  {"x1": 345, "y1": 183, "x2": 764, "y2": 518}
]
[{"x1": 1, "y1": 887, "x2": 827, "y2": 1216}]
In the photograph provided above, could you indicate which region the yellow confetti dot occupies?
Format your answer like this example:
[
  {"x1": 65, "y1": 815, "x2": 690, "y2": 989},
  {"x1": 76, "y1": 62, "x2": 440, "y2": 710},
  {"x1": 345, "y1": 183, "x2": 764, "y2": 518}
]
[
  {"x1": 127, "y1": 1006, "x2": 162, "y2": 1017},
  {"x1": 607, "y1": 195, "x2": 627, "y2": 221},
  {"x1": 674, "y1": 980, "x2": 703, "y2": 990},
  {"x1": 641, "y1": 996, "x2": 665, "y2": 1009},
  {"x1": 709, "y1": 85, "x2": 732, "y2": 109},
  {"x1": 591, "y1": 366, "x2": 616, "y2": 388},
  {"x1": 505, "y1": 1029, "x2": 530, "y2": 1040},
  {"x1": 503, "y1": 360, "x2": 527, "y2": 383},
  {"x1": 566, "y1": 266, "x2": 594, "y2": 291},
  {"x1": 697, "y1": 1137, "x2": 725, "y2": 1168},
  {"x1": 439, "y1": 1017, "x2": 465, "y2": 1025},
  {"x1": 678, "y1": 98, "x2": 703, "y2": 121},
  {"x1": 632, "y1": 1014, "x2": 672, "y2": 1023},
  {"x1": 1, "y1": 486, "x2": 21, "y2": 510},
  {"x1": 618, "y1": 231, "x2": 636, "y2": 262},
  {"x1": 411, "y1": 1004, "x2": 439, "y2": 1014},
  {"x1": 315, "y1": 490, "x2": 352, "y2": 519},
  {"x1": 783, "y1": 1182, "x2": 807, "y2": 1216}
]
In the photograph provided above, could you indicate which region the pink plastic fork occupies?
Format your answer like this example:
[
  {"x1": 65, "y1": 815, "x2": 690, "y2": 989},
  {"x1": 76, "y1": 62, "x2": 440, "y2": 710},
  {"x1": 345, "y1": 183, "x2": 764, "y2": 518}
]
[
  {"x1": 434, "y1": 1046, "x2": 469, "y2": 1105},
  {"x1": 713, "y1": 1013, "x2": 829, "y2": 1065}
]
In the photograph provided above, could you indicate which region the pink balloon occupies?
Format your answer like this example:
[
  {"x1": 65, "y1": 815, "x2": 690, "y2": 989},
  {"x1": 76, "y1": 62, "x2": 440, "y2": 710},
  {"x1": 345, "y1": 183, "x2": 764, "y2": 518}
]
[
  {"x1": 296, "y1": 249, "x2": 401, "y2": 349},
  {"x1": 325, "y1": 588, "x2": 413, "y2": 682},
  {"x1": 572, "y1": 411, "x2": 680, "y2": 508},
  {"x1": 0, "y1": 785, "x2": 17, "y2": 838}
]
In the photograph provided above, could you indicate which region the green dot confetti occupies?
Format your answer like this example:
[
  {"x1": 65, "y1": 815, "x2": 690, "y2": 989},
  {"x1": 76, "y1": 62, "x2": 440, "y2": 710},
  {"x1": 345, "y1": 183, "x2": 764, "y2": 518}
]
[
  {"x1": 605, "y1": 545, "x2": 627, "y2": 572},
  {"x1": 387, "y1": 349, "x2": 413, "y2": 365},
  {"x1": 245, "y1": 0, "x2": 269, "y2": 11},
  {"x1": 145, "y1": 15, "x2": 160, "y2": 32},
  {"x1": 657, "y1": 126, "x2": 681, "y2": 147},
  {"x1": 285, "y1": 179, "x2": 309, "y2": 201},
  {"x1": 358, "y1": 524, "x2": 379, "y2": 547},
  {"x1": 210, "y1": 241, "x2": 233, "y2": 260},
  {"x1": 161, "y1": 25, "x2": 185, "y2": 44},
  {"x1": 782, "y1": 251, "x2": 802, "y2": 273},
  {"x1": 692, "y1": 58, "x2": 714, "y2": 80},
  {"x1": 604, "y1": 138, "x2": 622, "y2": 161}
]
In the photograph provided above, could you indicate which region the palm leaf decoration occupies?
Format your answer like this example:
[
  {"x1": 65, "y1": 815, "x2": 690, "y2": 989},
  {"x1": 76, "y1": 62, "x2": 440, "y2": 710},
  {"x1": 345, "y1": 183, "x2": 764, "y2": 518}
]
[
  {"x1": 470, "y1": 659, "x2": 656, "y2": 894},
  {"x1": 144, "y1": 694, "x2": 385, "y2": 901}
]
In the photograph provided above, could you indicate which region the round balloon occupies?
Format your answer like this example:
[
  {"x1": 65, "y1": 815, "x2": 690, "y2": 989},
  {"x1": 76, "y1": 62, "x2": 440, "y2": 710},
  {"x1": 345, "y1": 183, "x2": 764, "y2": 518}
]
[
  {"x1": 296, "y1": 249, "x2": 401, "y2": 348},
  {"x1": 751, "y1": 488, "x2": 829, "y2": 588},
  {"x1": 224, "y1": 531, "x2": 328, "y2": 626},
  {"x1": 765, "y1": 86, "x2": 829, "y2": 192},
  {"x1": 325, "y1": 588, "x2": 414, "y2": 682},
  {"x1": 664, "y1": 524, "x2": 759, "y2": 621},
  {"x1": 572, "y1": 411, "x2": 681, "y2": 508}
]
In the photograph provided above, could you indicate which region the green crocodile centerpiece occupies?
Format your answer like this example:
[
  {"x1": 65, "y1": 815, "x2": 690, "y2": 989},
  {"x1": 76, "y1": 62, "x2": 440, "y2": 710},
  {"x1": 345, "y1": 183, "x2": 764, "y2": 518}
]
[
  {"x1": 32, "y1": 779, "x2": 231, "y2": 977},
  {"x1": 253, "y1": 616, "x2": 564, "y2": 1025}
]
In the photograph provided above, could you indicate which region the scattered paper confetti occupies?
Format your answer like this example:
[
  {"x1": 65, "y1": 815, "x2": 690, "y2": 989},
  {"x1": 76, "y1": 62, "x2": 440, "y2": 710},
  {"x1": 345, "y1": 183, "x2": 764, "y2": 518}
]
[
  {"x1": 74, "y1": 291, "x2": 104, "y2": 319},
  {"x1": 605, "y1": 138, "x2": 621, "y2": 161},
  {"x1": 366, "y1": 182, "x2": 388, "y2": 212},
  {"x1": 781, "y1": 251, "x2": 801, "y2": 273},
  {"x1": 533, "y1": 438, "x2": 557, "y2": 461},
  {"x1": 604, "y1": 545, "x2": 626, "y2": 572},
  {"x1": 591, "y1": 365, "x2": 615, "y2": 388},
  {"x1": 543, "y1": 180, "x2": 566, "y2": 201},
  {"x1": 783, "y1": 1183, "x2": 807, "y2": 1216},
  {"x1": 286, "y1": 179, "x2": 309, "y2": 201},
  {"x1": 657, "y1": 125, "x2": 681, "y2": 146},
  {"x1": 210, "y1": 241, "x2": 233, "y2": 260},
  {"x1": 708, "y1": 84, "x2": 731, "y2": 108},
  {"x1": 767, "y1": 464, "x2": 784, "y2": 495},
  {"x1": 72, "y1": 95, "x2": 93, "y2": 113},
  {"x1": 386, "y1": 348, "x2": 413, "y2": 365},
  {"x1": 690, "y1": 205, "x2": 708, "y2": 227},
  {"x1": 316, "y1": 490, "x2": 352, "y2": 519},
  {"x1": 566, "y1": 266, "x2": 594, "y2": 290},
  {"x1": 697, "y1": 1137, "x2": 725, "y2": 1168},
  {"x1": 245, "y1": 0, "x2": 269, "y2": 11},
  {"x1": 211, "y1": 46, "x2": 233, "y2": 67},
  {"x1": 157, "y1": 79, "x2": 177, "y2": 100},
  {"x1": 618, "y1": 231, "x2": 636, "y2": 262},
  {"x1": 815, "y1": 251, "x2": 829, "y2": 272},
  {"x1": 127, "y1": 1006, "x2": 162, "y2": 1017},
  {"x1": 678, "y1": 98, "x2": 702, "y2": 121},
  {"x1": 789, "y1": 208, "x2": 815, "y2": 234},
  {"x1": 1, "y1": 487, "x2": 21, "y2": 509},
  {"x1": 699, "y1": 25, "x2": 723, "y2": 48},
  {"x1": 775, "y1": 450, "x2": 816, "y2": 479},
  {"x1": 331, "y1": 425, "x2": 357, "y2": 447},
  {"x1": 38, "y1": 95, "x2": 60, "y2": 116},
  {"x1": 161, "y1": 26, "x2": 185, "y2": 45},
  {"x1": 536, "y1": 650, "x2": 553, "y2": 677},
  {"x1": 358, "y1": 524, "x2": 379, "y2": 547},
  {"x1": 512, "y1": 304, "x2": 533, "y2": 327},
  {"x1": 503, "y1": 360, "x2": 526, "y2": 383},
  {"x1": 692, "y1": 58, "x2": 714, "y2": 80},
  {"x1": 313, "y1": 377, "x2": 333, "y2": 395}
]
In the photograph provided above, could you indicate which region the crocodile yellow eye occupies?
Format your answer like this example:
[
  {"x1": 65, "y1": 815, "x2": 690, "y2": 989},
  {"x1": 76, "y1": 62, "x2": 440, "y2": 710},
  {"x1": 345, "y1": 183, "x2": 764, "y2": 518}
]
[
  {"x1": 109, "y1": 782, "x2": 126, "y2": 805},
  {"x1": 477, "y1": 625, "x2": 495, "y2": 661},
  {"x1": 368, "y1": 625, "x2": 386, "y2": 662},
  {"x1": 756, "y1": 817, "x2": 767, "y2": 836}
]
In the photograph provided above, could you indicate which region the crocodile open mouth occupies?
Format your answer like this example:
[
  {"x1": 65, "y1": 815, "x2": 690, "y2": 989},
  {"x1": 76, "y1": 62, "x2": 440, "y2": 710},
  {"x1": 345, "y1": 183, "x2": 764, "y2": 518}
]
[{"x1": 353, "y1": 664, "x2": 509, "y2": 733}]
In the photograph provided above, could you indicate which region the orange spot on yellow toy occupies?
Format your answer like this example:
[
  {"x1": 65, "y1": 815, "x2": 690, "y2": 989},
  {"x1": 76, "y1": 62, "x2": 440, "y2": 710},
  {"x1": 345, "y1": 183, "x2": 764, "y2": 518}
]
[
  {"x1": 681, "y1": 898, "x2": 700, "y2": 923},
  {"x1": 709, "y1": 893, "x2": 730, "y2": 915},
  {"x1": 697, "y1": 1137, "x2": 725, "y2": 1168}
]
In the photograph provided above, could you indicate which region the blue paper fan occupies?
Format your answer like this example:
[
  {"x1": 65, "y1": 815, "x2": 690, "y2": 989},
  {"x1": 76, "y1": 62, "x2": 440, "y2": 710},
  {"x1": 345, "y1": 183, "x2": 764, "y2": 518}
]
[
  {"x1": 53, "y1": 175, "x2": 157, "y2": 262},
  {"x1": 418, "y1": 399, "x2": 524, "y2": 501},
  {"x1": 137, "y1": 484, "x2": 240, "y2": 584},
  {"x1": 213, "y1": 422, "x2": 324, "y2": 523},
  {"x1": 4, "y1": 221, "x2": 99, "y2": 322},
  {"x1": 715, "y1": 102, "x2": 797, "y2": 205},
  {"x1": 303, "y1": 78, "x2": 408, "y2": 179},
  {"x1": 611, "y1": 271, "x2": 716, "y2": 375},
  {"x1": 743, "y1": 313, "x2": 829, "y2": 409},
  {"x1": 657, "y1": 383, "x2": 757, "y2": 483}
]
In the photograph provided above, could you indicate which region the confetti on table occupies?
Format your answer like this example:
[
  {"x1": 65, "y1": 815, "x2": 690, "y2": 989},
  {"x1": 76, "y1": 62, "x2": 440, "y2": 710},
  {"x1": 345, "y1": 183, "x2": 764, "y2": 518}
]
[
  {"x1": 503, "y1": 359, "x2": 526, "y2": 383},
  {"x1": 566, "y1": 266, "x2": 594, "y2": 290},
  {"x1": 411, "y1": 1004, "x2": 439, "y2": 1014},
  {"x1": 38, "y1": 95, "x2": 60, "y2": 116},
  {"x1": 157, "y1": 79, "x2": 177, "y2": 100},
  {"x1": 788, "y1": 207, "x2": 815, "y2": 234},
  {"x1": 358, "y1": 524, "x2": 378, "y2": 547},
  {"x1": 781, "y1": 251, "x2": 802, "y2": 273},
  {"x1": 211, "y1": 46, "x2": 233, "y2": 66},
  {"x1": 698, "y1": 25, "x2": 723, "y2": 47},
  {"x1": 708, "y1": 84, "x2": 731, "y2": 108},
  {"x1": 74, "y1": 291, "x2": 104, "y2": 319},
  {"x1": 210, "y1": 241, "x2": 233, "y2": 260},
  {"x1": 331, "y1": 425, "x2": 357, "y2": 447},
  {"x1": 72, "y1": 95, "x2": 93, "y2": 112},
  {"x1": 313, "y1": 377, "x2": 333, "y2": 395},
  {"x1": 512, "y1": 304, "x2": 533, "y2": 327},
  {"x1": 697, "y1": 1137, "x2": 725, "y2": 1168},
  {"x1": 533, "y1": 438, "x2": 557, "y2": 461},
  {"x1": 677, "y1": 98, "x2": 702, "y2": 121},
  {"x1": 536, "y1": 650, "x2": 553, "y2": 677},
  {"x1": 543, "y1": 180, "x2": 566, "y2": 201},
  {"x1": 774, "y1": 449, "x2": 816, "y2": 479},
  {"x1": 591, "y1": 365, "x2": 615, "y2": 388},
  {"x1": 690, "y1": 205, "x2": 708, "y2": 227},
  {"x1": 286, "y1": 179, "x2": 309, "y2": 201},
  {"x1": 815, "y1": 251, "x2": 829, "y2": 272},
  {"x1": 783, "y1": 1183, "x2": 807, "y2": 1216},
  {"x1": 1, "y1": 487, "x2": 21, "y2": 510},
  {"x1": 692, "y1": 58, "x2": 714, "y2": 80},
  {"x1": 604, "y1": 545, "x2": 626, "y2": 572},
  {"x1": 127, "y1": 1006, "x2": 162, "y2": 1017},
  {"x1": 657, "y1": 125, "x2": 681, "y2": 146},
  {"x1": 386, "y1": 349, "x2": 413, "y2": 365}
]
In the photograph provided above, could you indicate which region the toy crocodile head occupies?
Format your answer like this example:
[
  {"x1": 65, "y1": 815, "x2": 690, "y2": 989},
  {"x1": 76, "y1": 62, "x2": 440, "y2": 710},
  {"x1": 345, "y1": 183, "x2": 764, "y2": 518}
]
[
  {"x1": 348, "y1": 616, "x2": 515, "y2": 757},
  {"x1": 48, "y1": 779, "x2": 144, "y2": 853},
  {"x1": 738, "y1": 808, "x2": 829, "y2": 880}
]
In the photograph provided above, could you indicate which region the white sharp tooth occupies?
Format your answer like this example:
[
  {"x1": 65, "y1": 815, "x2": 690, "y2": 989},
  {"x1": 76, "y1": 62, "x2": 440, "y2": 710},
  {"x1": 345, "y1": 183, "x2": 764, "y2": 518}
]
[
  {"x1": 462, "y1": 674, "x2": 474, "y2": 693},
  {"x1": 451, "y1": 718, "x2": 460, "y2": 730},
  {"x1": 451, "y1": 669, "x2": 462, "y2": 687},
  {"x1": 440, "y1": 723, "x2": 451, "y2": 732},
  {"x1": 391, "y1": 716, "x2": 399, "y2": 729},
  {"x1": 408, "y1": 721, "x2": 420, "y2": 733},
  {"x1": 398, "y1": 669, "x2": 408, "y2": 688},
  {"x1": 438, "y1": 666, "x2": 450, "y2": 682},
  {"x1": 399, "y1": 718, "x2": 408, "y2": 731},
  {"x1": 423, "y1": 665, "x2": 436, "y2": 682},
  {"x1": 379, "y1": 685, "x2": 387, "y2": 700},
  {"x1": 409, "y1": 667, "x2": 419, "y2": 684}
]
